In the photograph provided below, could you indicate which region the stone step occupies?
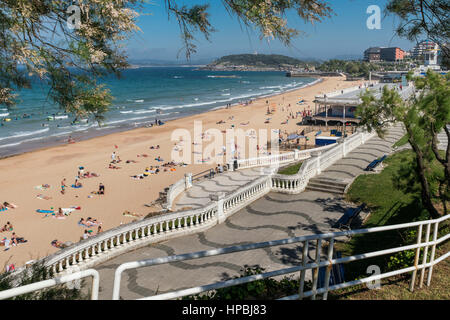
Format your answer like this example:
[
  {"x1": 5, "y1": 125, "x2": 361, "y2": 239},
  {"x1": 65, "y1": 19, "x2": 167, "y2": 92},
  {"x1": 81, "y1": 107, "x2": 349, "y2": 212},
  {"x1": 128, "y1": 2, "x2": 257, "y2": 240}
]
[
  {"x1": 305, "y1": 185, "x2": 344, "y2": 195},
  {"x1": 309, "y1": 177, "x2": 348, "y2": 188},
  {"x1": 307, "y1": 182, "x2": 346, "y2": 192}
]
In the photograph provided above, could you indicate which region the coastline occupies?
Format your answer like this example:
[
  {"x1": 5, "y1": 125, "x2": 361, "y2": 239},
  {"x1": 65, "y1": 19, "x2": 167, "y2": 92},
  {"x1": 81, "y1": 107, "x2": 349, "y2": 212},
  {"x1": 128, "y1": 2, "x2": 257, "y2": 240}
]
[
  {"x1": 0, "y1": 78, "x2": 323, "y2": 160},
  {"x1": 0, "y1": 76, "x2": 363, "y2": 268}
]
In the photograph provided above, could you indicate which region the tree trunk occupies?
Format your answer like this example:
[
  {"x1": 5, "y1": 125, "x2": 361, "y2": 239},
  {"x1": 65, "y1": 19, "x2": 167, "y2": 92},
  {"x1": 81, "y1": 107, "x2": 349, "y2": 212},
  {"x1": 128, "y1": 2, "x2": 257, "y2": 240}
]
[{"x1": 407, "y1": 133, "x2": 441, "y2": 219}]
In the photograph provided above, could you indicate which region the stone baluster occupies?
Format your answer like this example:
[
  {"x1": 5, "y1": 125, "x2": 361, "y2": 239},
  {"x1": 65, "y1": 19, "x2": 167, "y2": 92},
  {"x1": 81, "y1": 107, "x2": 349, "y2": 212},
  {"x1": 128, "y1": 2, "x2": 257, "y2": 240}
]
[{"x1": 210, "y1": 192, "x2": 226, "y2": 223}]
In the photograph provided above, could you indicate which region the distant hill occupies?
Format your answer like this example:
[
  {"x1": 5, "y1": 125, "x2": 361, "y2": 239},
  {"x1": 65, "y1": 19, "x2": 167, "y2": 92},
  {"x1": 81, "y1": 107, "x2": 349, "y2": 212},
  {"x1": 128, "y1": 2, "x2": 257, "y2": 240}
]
[{"x1": 201, "y1": 54, "x2": 313, "y2": 71}]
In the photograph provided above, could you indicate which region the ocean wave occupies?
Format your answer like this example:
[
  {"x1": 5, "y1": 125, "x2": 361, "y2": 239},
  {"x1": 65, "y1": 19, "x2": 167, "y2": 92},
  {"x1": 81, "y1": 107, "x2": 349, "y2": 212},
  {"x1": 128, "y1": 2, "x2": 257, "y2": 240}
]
[
  {"x1": 135, "y1": 100, "x2": 144, "y2": 103},
  {"x1": 49, "y1": 131, "x2": 73, "y2": 137},
  {"x1": 221, "y1": 93, "x2": 231, "y2": 96},
  {"x1": 0, "y1": 135, "x2": 49, "y2": 148},
  {"x1": 105, "y1": 116, "x2": 151, "y2": 125},
  {"x1": 260, "y1": 86, "x2": 282, "y2": 90},
  {"x1": 120, "y1": 111, "x2": 134, "y2": 114},
  {"x1": 133, "y1": 109, "x2": 157, "y2": 115},
  {"x1": 0, "y1": 127, "x2": 50, "y2": 141},
  {"x1": 0, "y1": 113, "x2": 10, "y2": 117}
]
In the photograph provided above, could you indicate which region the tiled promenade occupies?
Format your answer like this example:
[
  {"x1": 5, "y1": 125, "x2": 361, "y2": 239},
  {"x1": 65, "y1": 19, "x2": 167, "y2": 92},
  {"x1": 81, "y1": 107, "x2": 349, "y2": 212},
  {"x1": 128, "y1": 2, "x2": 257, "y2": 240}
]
[{"x1": 95, "y1": 126, "x2": 404, "y2": 300}]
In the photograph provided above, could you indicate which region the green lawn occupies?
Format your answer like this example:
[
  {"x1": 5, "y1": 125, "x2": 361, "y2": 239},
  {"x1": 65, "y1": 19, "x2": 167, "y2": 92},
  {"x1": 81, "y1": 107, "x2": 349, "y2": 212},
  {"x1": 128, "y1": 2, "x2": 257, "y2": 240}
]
[
  {"x1": 393, "y1": 134, "x2": 409, "y2": 148},
  {"x1": 277, "y1": 161, "x2": 303, "y2": 175},
  {"x1": 329, "y1": 149, "x2": 448, "y2": 299}
]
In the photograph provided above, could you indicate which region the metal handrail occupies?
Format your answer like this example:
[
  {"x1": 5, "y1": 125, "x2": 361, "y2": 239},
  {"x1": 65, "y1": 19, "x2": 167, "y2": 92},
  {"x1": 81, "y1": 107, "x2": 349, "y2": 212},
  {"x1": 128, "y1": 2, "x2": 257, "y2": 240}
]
[
  {"x1": 0, "y1": 269, "x2": 100, "y2": 300},
  {"x1": 112, "y1": 214, "x2": 449, "y2": 300}
]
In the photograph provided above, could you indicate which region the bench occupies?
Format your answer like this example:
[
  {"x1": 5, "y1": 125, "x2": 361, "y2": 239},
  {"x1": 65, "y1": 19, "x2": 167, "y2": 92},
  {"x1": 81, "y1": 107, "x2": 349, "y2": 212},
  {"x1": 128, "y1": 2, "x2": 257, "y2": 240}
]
[
  {"x1": 365, "y1": 155, "x2": 387, "y2": 171},
  {"x1": 333, "y1": 203, "x2": 366, "y2": 230}
]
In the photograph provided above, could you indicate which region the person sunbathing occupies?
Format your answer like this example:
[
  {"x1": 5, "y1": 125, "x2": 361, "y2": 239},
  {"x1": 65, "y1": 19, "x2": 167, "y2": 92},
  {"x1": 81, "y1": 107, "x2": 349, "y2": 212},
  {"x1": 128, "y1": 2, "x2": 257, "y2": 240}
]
[
  {"x1": 3, "y1": 202, "x2": 17, "y2": 209},
  {"x1": 73, "y1": 180, "x2": 83, "y2": 188},
  {"x1": 1, "y1": 222, "x2": 13, "y2": 232},
  {"x1": 11, "y1": 232, "x2": 27, "y2": 245},
  {"x1": 83, "y1": 171, "x2": 99, "y2": 178},
  {"x1": 216, "y1": 120, "x2": 226, "y2": 124},
  {"x1": 85, "y1": 217, "x2": 101, "y2": 227},
  {"x1": 78, "y1": 218, "x2": 90, "y2": 227},
  {"x1": 51, "y1": 239, "x2": 64, "y2": 248},
  {"x1": 36, "y1": 194, "x2": 52, "y2": 200},
  {"x1": 108, "y1": 163, "x2": 121, "y2": 169},
  {"x1": 55, "y1": 208, "x2": 65, "y2": 218}
]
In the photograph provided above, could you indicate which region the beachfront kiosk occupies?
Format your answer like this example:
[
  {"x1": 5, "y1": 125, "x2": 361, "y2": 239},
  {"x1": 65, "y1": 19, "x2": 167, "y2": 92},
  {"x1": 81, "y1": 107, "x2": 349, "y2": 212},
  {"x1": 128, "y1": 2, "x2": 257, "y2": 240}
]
[{"x1": 311, "y1": 83, "x2": 414, "y2": 130}]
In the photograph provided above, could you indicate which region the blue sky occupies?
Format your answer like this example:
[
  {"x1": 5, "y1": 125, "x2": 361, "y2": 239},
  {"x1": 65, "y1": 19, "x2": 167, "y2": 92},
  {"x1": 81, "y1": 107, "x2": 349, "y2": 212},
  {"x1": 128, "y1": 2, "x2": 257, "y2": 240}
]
[{"x1": 126, "y1": 0, "x2": 418, "y2": 62}]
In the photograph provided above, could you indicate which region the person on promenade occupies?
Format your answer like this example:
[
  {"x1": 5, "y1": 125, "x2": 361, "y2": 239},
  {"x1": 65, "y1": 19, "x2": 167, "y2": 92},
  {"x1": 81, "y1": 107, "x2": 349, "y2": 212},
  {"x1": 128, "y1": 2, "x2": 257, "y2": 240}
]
[{"x1": 97, "y1": 225, "x2": 102, "y2": 234}]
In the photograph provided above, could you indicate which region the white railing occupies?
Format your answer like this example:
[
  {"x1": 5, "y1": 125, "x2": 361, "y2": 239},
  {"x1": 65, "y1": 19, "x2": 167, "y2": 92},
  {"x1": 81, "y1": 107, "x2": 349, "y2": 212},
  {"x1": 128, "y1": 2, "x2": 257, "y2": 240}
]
[
  {"x1": 0, "y1": 269, "x2": 100, "y2": 300},
  {"x1": 271, "y1": 131, "x2": 375, "y2": 194},
  {"x1": 112, "y1": 214, "x2": 450, "y2": 300},
  {"x1": 164, "y1": 177, "x2": 186, "y2": 210},
  {"x1": 236, "y1": 142, "x2": 339, "y2": 171},
  {"x1": 15, "y1": 130, "x2": 373, "y2": 277}
]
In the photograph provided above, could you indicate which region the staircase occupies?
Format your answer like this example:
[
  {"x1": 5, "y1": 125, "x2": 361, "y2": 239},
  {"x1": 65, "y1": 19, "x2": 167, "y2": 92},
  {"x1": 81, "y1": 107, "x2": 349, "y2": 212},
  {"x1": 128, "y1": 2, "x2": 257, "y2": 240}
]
[{"x1": 306, "y1": 177, "x2": 348, "y2": 195}]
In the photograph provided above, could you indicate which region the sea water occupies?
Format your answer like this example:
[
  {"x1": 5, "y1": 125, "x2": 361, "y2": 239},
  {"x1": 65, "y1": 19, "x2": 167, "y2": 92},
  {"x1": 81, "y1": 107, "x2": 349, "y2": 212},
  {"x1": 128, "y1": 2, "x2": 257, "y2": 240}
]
[{"x1": 0, "y1": 67, "x2": 316, "y2": 157}]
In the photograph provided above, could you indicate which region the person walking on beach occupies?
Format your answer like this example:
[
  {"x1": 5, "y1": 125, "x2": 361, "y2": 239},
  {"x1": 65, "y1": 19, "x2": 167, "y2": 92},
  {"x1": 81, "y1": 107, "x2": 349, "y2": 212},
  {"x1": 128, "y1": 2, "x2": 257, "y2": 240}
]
[
  {"x1": 111, "y1": 151, "x2": 116, "y2": 163},
  {"x1": 98, "y1": 183, "x2": 105, "y2": 195},
  {"x1": 61, "y1": 178, "x2": 67, "y2": 195}
]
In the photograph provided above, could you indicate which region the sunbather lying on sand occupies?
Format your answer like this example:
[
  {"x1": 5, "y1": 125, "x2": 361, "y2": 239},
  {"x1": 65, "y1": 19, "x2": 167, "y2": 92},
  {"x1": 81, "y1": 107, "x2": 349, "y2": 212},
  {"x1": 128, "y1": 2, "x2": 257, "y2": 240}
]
[
  {"x1": 86, "y1": 217, "x2": 102, "y2": 226},
  {"x1": 11, "y1": 232, "x2": 27, "y2": 245},
  {"x1": 82, "y1": 171, "x2": 99, "y2": 178},
  {"x1": 36, "y1": 194, "x2": 52, "y2": 200},
  {"x1": 123, "y1": 211, "x2": 143, "y2": 218},
  {"x1": 108, "y1": 163, "x2": 121, "y2": 169},
  {"x1": 1, "y1": 222, "x2": 13, "y2": 232},
  {"x1": 51, "y1": 239, "x2": 72, "y2": 249},
  {"x1": 137, "y1": 154, "x2": 148, "y2": 158},
  {"x1": 2, "y1": 202, "x2": 17, "y2": 209}
]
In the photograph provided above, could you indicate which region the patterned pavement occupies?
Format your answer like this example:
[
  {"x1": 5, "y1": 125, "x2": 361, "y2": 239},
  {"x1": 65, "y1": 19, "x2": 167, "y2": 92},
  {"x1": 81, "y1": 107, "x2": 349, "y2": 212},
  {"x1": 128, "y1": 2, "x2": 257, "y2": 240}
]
[{"x1": 94, "y1": 125, "x2": 404, "y2": 300}]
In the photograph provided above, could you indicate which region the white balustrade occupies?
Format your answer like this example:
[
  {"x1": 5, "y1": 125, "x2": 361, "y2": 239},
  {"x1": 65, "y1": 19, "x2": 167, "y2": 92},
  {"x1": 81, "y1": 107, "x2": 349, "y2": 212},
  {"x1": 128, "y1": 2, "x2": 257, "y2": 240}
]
[{"x1": 29, "y1": 131, "x2": 377, "y2": 276}]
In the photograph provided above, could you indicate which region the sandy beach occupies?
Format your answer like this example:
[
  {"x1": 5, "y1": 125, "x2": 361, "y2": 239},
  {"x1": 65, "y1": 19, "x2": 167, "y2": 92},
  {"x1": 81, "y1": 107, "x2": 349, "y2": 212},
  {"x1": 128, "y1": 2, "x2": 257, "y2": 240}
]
[{"x1": 0, "y1": 76, "x2": 362, "y2": 268}]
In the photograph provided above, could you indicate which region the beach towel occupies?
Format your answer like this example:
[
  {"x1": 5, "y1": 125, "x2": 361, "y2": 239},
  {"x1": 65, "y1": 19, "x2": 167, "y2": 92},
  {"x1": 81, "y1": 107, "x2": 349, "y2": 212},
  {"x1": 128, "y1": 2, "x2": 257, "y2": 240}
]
[
  {"x1": 36, "y1": 194, "x2": 52, "y2": 200},
  {"x1": 71, "y1": 185, "x2": 82, "y2": 188},
  {"x1": 35, "y1": 185, "x2": 50, "y2": 190},
  {"x1": 36, "y1": 209, "x2": 54, "y2": 214},
  {"x1": 0, "y1": 208, "x2": 8, "y2": 212},
  {"x1": 78, "y1": 222, "x2": 93, "y2": 228}
]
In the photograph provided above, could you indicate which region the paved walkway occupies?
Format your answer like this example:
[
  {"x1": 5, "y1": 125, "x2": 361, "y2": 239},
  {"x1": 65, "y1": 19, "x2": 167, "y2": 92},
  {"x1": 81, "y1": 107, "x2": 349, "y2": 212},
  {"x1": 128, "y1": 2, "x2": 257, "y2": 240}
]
[
  {"x1": 318, "y1": 125, "x2": 405, "y2": 184},
  {"x1": 174, "y1": 167, "x2": 270, "y2": 210},
  {"x1": 94, "y1": 126, "x2": 404, "y2": 300}
]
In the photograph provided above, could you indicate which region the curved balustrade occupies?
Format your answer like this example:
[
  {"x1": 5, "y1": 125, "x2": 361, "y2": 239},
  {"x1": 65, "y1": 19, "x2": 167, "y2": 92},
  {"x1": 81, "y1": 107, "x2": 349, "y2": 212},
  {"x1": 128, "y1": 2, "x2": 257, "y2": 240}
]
[
  {"x1": 164, "y1": 178, "x2": 186, "y2": 210},
  {"x1": 33, "y1": 130, "x2": 376, "y2": 275},
  {"x1": 43, "y1": 203, "x2": 218, "y2": 274}
]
